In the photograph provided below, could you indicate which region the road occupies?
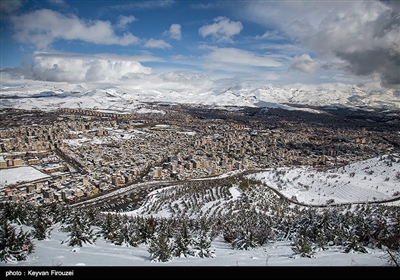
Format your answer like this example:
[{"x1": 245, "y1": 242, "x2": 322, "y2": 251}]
[{"x1": 70, "y1": 169, "x2": 400, "y2": 212}]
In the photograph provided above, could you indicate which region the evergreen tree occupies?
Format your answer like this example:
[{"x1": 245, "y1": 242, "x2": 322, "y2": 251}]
[
  {"x1": 173, "y1": 220, "x2": 193, "y2": 257},
  {"x1": 113, "y1": 215, "x2": 130, "y2": 246},
  {"x1": 291, "y1": 235, "x2": 315, "y2": 258},
  {"x1": 343, "y1": 235, "x2": 368, "y2": 254},
  {"x1": 101, "y1": 213, "x2": 116, "y2": 241},
  {"x1": 2, "y1": 202, "x2": 18, "y2": 223},
  {"x1": 49, "y1": 203, "x2": 70, "y2": 224},
  {"x1": 0, "y1": 219, "x2": 17, "y2": 262},
  {"x1": 142, "y1": 216, "x2": 157, "y2": 244},
  {"x1": 148, "y1": 231, "x2": 173, "y2": 262},
  {"x1": 14, "y1": 202, "x2": 29, "y2": 225},
  {"x1": 32, "y1": 205, "x2": 53, "y2": 240},
  {"x1": 233, "y1": 229, "x2": 257, "y2": 250},
  {"x1": 0, "y1": 219, "x2": 34, "y2": 263},
  {"x1": 62, "y1": 211, "x2": 97, "y2": 247},
  {"x1": 126, "y1": 219, "x2": 142, "y2": 247},
  {"x1": 193, "y1": 228, "x2": 214, "y2": 258}
]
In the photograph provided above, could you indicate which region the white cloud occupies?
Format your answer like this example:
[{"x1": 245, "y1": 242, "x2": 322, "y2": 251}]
[
  {"x1": 8, "y1": 52, "x2": 152, "y2": 83},
  {"x1": 144, "y1": 38, "x2": 172, "y2": 49},
  {"x1": 10, "y1": 9, "x2": 140, "y2": 49},
  {"x1": 245, "y1": 0, "x2": 400, "y2": 88},
  {"x1": 255, "y1": 30, "x2": 279, "y2": 39},
  {"x1": 116, "y1": 15, "x2": 136, "y2": 29},
  {"x1": 198, "y1": 16, "x2": 243, "y2": 43},
  {"x1": 289, "y1": 53, "x2": 320, "y2": 74},
  {"x1": 203, "y1": 47, "x2": 283, "y2": 71},
  {"x1": 163, "y1": 23, "x2": 181, "y2": 40}
]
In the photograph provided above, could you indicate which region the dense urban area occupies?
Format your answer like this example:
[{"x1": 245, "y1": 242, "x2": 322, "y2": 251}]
[{"x1": 1, "y1": 103, "x2": 399, "y2": 208}]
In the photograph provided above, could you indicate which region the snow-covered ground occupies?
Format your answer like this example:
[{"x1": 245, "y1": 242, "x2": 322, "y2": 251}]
[
  {"x1": 0, "y1": 166, "x2": 50, "y2": 187},
  {"x1": 247, "y1": 154, "x2": 400, "y2": 206},
  {"x1": 0, "y1": 155, "x2": 399, "y2": 273},
  {"x1": 1, "y1": 223, "x2": 388, "y2": 267}
]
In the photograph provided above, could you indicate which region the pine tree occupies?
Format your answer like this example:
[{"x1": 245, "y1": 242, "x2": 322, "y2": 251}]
[
  {"x1": 62, "y1": 211, "x2": 97, "y2": 247},
  {"x1": 113, "y1": 215, "x2": 130, "y2": 246},
  {"x1": 173, "y1": 220, "x2": 193, "y2": 257},
  {"x1": 0, "y1": 219, "x2": 17, "y2": 262},
  {"x1": 148, "y1": 231, "x2": 173, "y2": 262},
  {"x1": 32, "y1": 205, "x2": 53, "y2": 240},
  {"x1": 194, "y1": 229, "x2": 214, "y2": 258},
  {"x1": 126, "y1": 220, "x2": 142, "y2": 247},
  {"x1": 48, "y1": 203, "x2": 69, "y2": 224},
  {"x1": 101, "y1": 213, "x2": 117, "y2": 242},
  {"x1": 232, "y1": 229, "x2": 257, "y2": 250},
  {"x1": 15, "y1": 228, "x2": 34, "y2": 259},
  {"x1": 14, "y1": 202, "x2": 29, "y2": 225},
  {"x1": 291, "y1": 235, "x2": 315, "y2": 258},
  {"x1": 343, "y1": 235, "x2": 368, "y2": 254},
  {"x1": 142, "y1": 216, "x2": 157, "y2": 244},
  {"x1": 0, "y1": 219, "x2": 34, "y2": 263},
  {"x1": 2, "y1": 202, "x2": 18, "y2": 223}
]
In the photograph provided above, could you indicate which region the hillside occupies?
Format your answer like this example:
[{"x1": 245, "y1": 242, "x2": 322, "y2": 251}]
[
  {"x1": 248, "y1": 154, "x2": 400, "y2": 206},
  {"x1": 1, "y1": 155, "x2": 399, "y2": 271}
]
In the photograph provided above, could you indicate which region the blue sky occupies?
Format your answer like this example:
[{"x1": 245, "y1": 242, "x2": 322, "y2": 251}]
[{"x1": 1, "y1": 0, "x2": 399, "y2": 89}]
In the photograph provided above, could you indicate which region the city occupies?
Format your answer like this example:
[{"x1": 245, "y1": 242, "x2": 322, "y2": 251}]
[{"x1": 1, "y1": 103, "x2": 399, "y2": 208}]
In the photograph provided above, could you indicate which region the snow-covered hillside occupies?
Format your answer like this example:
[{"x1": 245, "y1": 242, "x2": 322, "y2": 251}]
[
  {"x1": 1, "y1": 223, "x2": 389, "y2": 267},
  {"x1": 1, "y1": 155, "x2": 399, "y2": 271},
  {"x1": 248, "y1": 154, "x2": 400, "y2": 206}
]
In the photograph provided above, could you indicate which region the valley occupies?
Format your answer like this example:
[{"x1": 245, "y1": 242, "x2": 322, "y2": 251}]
[{"x1": 1, "y1": 102, "x2": 399, "y2": 208}]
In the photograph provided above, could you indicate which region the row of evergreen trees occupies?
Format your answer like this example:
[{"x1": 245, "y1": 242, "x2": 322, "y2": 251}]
[
  {"x1": 1, "y1": 176, "x2": 400, "y2": 264},
  {"x1": 99, "y1": 213, "x2": 216, "y2": 261}
]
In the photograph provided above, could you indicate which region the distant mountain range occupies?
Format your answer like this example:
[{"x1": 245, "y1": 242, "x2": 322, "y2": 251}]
[{"x1": 1, "y1": 81, "x2": 399, "y2": 111}]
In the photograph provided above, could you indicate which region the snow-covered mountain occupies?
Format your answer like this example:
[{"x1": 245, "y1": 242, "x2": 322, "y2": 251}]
[{"x1": 1, "y1": 80, "x2": 399, "y2": 111}]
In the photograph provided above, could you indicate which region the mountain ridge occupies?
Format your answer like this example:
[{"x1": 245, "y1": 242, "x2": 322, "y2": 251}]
[{"x1": 1, "y1": 82, "x2": 399, "y2": 112}]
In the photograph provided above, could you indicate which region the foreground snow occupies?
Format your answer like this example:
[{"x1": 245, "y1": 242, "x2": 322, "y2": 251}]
[{"x1": 1, "y1": 224, "x2": 388, "y2": 267}]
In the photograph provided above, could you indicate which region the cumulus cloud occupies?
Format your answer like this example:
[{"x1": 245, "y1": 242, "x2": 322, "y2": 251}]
[
  {"x1": 10, "y1": 9, "x2": 140, "y2": 49},
  {"x1": 3, "y1": 52, "x2": 152, "y2": 83},
  {"x1": 289, "y1": 53, "x2": 320, "y2": 74},
  {"x1": 306, "y1": 1, "x2": 400, "y2": 87},
  {"x1": 116, "y1": 15, "x2": 136, "y2": 29},
  {"x1": 246, "y1": 0, "x2": 400, "y2": 88},
  {"x1": 144, "y1": 38, "x2": 172, "y2": 49},
  {"x1": 163, "y1": 23, "x2": 181, "y2": 40},
  {"x1": 198, "y1": 16, "x2": 243, "y2": 43},
  {"x1": 203, "y1": 47, "x2": 283, "y2": 71}
]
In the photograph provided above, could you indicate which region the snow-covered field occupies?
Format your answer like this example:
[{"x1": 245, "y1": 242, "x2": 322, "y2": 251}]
[
  {"x1": 247, "y1": 154, "x2": 400, "y2": 206},
  {"x1": 1, "y1": 223, "x2": 388, "y2": 267},
  {"x1": 0, "y1": 166, "x2": 50, "y2": 186}
]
